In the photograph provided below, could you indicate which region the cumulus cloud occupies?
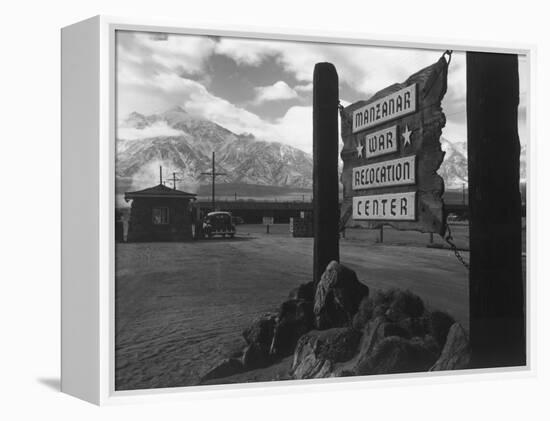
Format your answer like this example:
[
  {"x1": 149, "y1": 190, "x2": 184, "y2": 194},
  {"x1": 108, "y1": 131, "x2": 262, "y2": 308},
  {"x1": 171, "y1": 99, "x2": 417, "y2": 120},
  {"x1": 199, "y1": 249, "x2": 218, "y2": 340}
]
[
  {"x1": 118, "y1": 31, "x2": 216, "y2": 75},
  {"x1": 118, "y1": 65, "x2": 314, "y2": 152},
  {"x1": 271, "y1": 106, "x2": 312, "y2": 152},
  {"x1": 117, "y1": 30, "x2": 527, "y2": 154},
  {"x1": 214, "y1": 38, "x2": 471, "y2": 145},
  {"x1": 214, "y1": 38, "x2": 447, "y2": 95},
  {"x1": 214, "y1": 37, "x2": 281, "y2": 66},
  {"x1": 117, "y1": 121, "x2": 187, "y2": 140},
  {"x1": 252, "y1": 81, "x2": 298, "y2": 104},
  {"x1": 295, "y1": 83, "x2": 313, "y2": 93}
]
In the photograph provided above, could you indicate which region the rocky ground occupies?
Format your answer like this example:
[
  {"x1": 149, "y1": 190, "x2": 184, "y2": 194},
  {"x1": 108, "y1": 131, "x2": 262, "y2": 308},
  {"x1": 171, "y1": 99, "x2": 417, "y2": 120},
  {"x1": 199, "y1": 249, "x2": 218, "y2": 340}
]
[
  {"x1": 115, "y1": 224, "x2": 474, "y2": 390},
  {"x1": 200, "y1": 261, "x2": 471, "y2": 384}
]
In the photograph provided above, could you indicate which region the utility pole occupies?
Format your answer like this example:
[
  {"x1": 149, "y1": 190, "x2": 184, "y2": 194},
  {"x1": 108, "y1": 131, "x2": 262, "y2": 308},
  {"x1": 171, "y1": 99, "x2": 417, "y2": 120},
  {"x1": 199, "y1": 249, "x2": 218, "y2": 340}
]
[
  {"x1": 201, "y1": 152, "x2": 226, "y2": 210},
  {"x1": 168, "y1": 172, "x2": 183, "y2": 190},
  {"x1": 159, "y1": 165, "x2": 163, "y2": 185}
]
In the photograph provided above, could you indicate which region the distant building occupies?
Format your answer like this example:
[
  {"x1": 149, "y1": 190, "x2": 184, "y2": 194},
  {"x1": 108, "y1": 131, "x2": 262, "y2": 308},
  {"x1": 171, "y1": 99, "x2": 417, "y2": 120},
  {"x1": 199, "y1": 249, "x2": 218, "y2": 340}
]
[{"x1": 124, "y1": 184, "x2": 197, "y2": 242}]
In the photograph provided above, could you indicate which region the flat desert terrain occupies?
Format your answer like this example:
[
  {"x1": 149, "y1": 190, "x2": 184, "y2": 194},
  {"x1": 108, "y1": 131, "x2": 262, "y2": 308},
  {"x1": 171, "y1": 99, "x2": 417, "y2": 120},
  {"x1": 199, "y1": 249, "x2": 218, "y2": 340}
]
[{"x1": 115, "y1": 223, "x2": 477, "y2": 390}]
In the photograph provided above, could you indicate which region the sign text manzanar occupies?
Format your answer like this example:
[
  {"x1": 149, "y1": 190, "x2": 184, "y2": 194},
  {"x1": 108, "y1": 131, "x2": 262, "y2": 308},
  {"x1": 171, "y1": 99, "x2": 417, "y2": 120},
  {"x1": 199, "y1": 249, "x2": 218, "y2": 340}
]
[
  {"x1": 340, "y1": 55, "x2": 450, "y2": 234},
  {"x1": 352, "y1": 84, "x2": 417, "y2": 133}
]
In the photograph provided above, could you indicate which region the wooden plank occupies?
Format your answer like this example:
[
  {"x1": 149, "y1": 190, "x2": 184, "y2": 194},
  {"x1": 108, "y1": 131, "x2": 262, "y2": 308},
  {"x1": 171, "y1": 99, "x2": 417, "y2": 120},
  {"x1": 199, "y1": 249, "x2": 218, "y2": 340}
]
[{"x1": 467, "y1": 52, "x2": 525, "y2": 368}]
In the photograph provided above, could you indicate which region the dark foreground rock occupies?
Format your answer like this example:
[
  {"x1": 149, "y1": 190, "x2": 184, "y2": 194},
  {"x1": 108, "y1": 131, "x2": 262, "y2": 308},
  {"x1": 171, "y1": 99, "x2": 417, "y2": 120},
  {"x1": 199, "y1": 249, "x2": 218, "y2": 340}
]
[
  {"x1": 355, "y1": 317, "x2": 402, "y2": 363},
  {"x1": 430, "y1": 323, "x2": 471, "y2": 371},
  {"x1": 353, "y1": 289, "x2": 426, "y2": 330},
  {"x1": 243, "y1": 313, "x2": 277, "y2": 353},
  {"x1": 241, "y1": 343, "x2": 272, "y2": 369},
  {"x1": 292, "y1": 328, "x2": 361, "y2": 379},
  {"x1": 213, "y1": 274, "x2": 468, "y2": 384},
  {"x1": 288, "y1": 281, "x2": 315, "y2": 302},
  {"x1": 200, "y1": 356, "x2": 294, "y2": 386},
  {"x1": 240, "y1": 313, "x2": 278, "y2": 369},
  {"x1": 270, "y1": 299, "x2": 314, "y2": 357},
  {"x1": 356, "y1": 336, "x2": 439, "y2": 375},
  {"x1": 335, "y1": 288, "x2": 460, "y2": 377},
  {"x1": 314, "y1": 261, "x2": 369, "y2": 330},
  {"x1": 425, "y1": 310, "x2": 456, "y2": 350},
  {"x1": 200, "y1": 358, "x2": 244, "y2": 384}
]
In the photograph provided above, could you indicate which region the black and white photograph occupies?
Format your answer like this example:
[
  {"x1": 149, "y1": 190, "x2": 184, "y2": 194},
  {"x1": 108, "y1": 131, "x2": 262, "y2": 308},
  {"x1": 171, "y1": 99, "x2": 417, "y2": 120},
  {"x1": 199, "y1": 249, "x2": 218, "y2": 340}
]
[
  {"x1": 113, "y1": 30, "x2": 527, "y2": 391},
  {"x1": 6, "y1": 0, "x2": 550, "y2": 418}
]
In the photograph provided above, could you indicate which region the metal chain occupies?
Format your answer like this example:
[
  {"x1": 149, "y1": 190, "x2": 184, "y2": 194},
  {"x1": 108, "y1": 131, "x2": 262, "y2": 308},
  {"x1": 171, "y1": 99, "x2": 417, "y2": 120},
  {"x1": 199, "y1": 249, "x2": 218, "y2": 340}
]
[
  {"x1": 444, "y1": 224, "x2": 470, "y2": 270},
  {"x1": 444, "y1": 49, "x2": 453, "y2": 65}
]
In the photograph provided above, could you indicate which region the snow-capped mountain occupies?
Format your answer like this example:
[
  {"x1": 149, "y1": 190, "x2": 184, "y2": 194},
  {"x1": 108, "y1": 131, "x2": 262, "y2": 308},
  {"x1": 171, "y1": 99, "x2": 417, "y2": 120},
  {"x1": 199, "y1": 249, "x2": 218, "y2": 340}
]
[
  {"x1": 116, "y1": 106, "x2": 526, "y2": 195},
  {"x1": 116, "y1": 106, "x2": 313, "y2": 192},
  {"x1": 439, "y1": 138, "x2": 469, "y2": 189},
  {"x1": 439, "y1": 137, "x2": 527, "y2": 189}
]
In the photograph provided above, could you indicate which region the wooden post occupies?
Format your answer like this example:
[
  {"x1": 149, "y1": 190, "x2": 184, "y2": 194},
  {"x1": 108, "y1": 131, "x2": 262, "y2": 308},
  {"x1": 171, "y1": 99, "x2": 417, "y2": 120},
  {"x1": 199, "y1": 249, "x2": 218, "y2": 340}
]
[
  {"x1": 379, "y1": 225, "x2": 384, "y2": 243},
  {"x1": 313, "y1": 63, "x2": 340, "y2": 283},
  {"x1": 467, "y1": 52, "x2": 525, "y2": 368}
]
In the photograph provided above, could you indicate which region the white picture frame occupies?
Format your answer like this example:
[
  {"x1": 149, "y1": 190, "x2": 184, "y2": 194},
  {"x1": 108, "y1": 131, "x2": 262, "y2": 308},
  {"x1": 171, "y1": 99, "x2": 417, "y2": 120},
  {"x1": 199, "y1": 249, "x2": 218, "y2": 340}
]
[{"x1": 61, "y1": 15, "x2": 534, "y2": 405}]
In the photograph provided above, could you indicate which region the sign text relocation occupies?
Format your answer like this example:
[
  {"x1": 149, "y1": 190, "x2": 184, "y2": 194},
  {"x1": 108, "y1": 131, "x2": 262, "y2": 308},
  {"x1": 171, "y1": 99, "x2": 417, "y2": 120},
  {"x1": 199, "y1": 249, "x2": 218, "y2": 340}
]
[{"x1": 352, "y1": 155, "x2": 415, "y2": 190}]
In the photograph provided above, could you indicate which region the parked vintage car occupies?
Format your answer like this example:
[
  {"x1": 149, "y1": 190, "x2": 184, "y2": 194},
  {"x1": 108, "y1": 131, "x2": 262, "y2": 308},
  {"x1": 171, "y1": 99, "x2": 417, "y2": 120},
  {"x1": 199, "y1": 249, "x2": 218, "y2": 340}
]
[
  {"x1": 231, "y1": 216, "x2": 245, "y2": 225},
  {"x1": 202, "y1": 211, "x2": 236, "y2": 239}
]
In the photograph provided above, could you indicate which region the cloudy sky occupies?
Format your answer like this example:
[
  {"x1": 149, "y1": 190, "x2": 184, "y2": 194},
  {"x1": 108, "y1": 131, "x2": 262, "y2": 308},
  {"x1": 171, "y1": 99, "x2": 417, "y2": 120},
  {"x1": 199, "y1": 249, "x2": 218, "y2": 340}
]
[{"x1": 116, "y1": 30, "x2": 527, "y2": 154}]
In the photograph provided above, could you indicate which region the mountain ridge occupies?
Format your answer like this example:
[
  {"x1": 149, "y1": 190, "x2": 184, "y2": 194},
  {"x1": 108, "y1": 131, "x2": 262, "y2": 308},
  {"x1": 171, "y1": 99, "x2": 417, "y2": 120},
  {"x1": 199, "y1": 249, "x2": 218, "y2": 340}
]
[
  {"x1": 117, "y1": 107, "x2": 313, "y2": 193},
  {"x1": 116, "y1": 107, "x2": 525, "y2": 195}
]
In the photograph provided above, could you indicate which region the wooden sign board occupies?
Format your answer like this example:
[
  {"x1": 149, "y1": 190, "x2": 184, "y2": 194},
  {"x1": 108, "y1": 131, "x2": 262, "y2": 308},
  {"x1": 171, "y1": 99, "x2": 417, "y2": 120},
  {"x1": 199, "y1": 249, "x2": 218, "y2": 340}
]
[{"x1": 340, "y1": 56, "x2": 449, "y2": 235}]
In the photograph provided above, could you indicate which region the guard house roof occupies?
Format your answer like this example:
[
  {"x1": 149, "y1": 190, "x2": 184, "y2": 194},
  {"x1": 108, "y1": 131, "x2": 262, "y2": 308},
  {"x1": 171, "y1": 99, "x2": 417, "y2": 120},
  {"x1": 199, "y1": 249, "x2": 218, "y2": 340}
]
[{"x1": 124, "y1": 184, "x2": 197, "y2": 202}]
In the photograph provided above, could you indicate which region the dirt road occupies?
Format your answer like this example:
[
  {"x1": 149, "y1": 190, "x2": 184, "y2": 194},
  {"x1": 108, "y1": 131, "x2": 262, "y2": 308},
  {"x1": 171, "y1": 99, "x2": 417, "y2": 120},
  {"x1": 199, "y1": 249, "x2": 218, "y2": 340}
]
[{"x1": 115, "y1": 224, "x2": 469, "y2": 390}]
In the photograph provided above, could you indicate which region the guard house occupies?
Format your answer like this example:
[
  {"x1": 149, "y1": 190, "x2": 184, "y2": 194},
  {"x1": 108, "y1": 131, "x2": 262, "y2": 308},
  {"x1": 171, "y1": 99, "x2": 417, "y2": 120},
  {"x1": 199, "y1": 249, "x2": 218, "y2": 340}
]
[{"x1": 124, "y1": 184, "x2": 197, "y2": 242}]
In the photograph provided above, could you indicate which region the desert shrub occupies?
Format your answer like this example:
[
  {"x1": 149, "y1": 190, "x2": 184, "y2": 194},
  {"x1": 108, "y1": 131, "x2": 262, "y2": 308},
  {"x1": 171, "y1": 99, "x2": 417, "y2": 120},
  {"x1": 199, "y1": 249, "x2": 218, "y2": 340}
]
[{"x1": 386, "y1": 290, "x2": 425, "y2": 321}]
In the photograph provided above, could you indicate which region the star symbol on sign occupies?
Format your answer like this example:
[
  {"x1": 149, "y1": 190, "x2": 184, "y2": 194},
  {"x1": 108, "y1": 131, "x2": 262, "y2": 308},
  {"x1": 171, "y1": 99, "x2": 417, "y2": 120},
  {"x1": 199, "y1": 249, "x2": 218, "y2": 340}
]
[
  {"x1": 402, "y1": 125, "x2": 413, "y2": 147},
  {"x1": 356, "y1": 143, "x2": 364, "y2": 158}
]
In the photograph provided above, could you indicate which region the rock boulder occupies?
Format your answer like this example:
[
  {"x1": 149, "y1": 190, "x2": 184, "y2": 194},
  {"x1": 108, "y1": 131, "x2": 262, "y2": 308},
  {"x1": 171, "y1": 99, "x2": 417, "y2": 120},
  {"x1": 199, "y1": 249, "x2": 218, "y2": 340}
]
[
  {"x1": 288, "y1": 281, "x2": 315, "y2": 302},
  {"x1": 430, "y1": 323, "x2": 471, "y2": 371},
  {"x1": 200, "y1": 358, "x2": 244, "y2": 383},
  {"x1": 243, "y1": 313, "x2": 277, "y2": 354},
  {"x1": 357, "y1": 336, "x2": 439, "y2": 375},
  {"x1": 270, "y1": 299, "x2": 314, "y2": 357},
  {"x1": 314, "y1": 261, "x2": 369, "y2": 329},
  {"x1": 292, "y1": 328, "x2": 361, "y2": 379}
]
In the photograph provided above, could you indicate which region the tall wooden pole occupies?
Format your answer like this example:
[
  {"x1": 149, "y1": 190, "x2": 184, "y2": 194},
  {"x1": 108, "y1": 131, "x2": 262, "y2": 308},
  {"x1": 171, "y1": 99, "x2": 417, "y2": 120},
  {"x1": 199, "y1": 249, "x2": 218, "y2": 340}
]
[
  {"x1": 212, "y1": 152, "x2": 216, "y2": 210},
  {"x1": 467, "y1": 52, "x2": 525, "y2": 368},
  {"x1": 313, "y1": 63, "x2": 340, "y2": 284}
]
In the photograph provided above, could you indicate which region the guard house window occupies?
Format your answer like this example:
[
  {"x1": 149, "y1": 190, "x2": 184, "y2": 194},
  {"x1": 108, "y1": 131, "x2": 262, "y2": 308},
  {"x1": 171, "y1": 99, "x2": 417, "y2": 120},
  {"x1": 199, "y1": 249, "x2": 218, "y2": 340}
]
[{"x1": 152, "y1": 207, "x2": 169, "y2": 225}]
